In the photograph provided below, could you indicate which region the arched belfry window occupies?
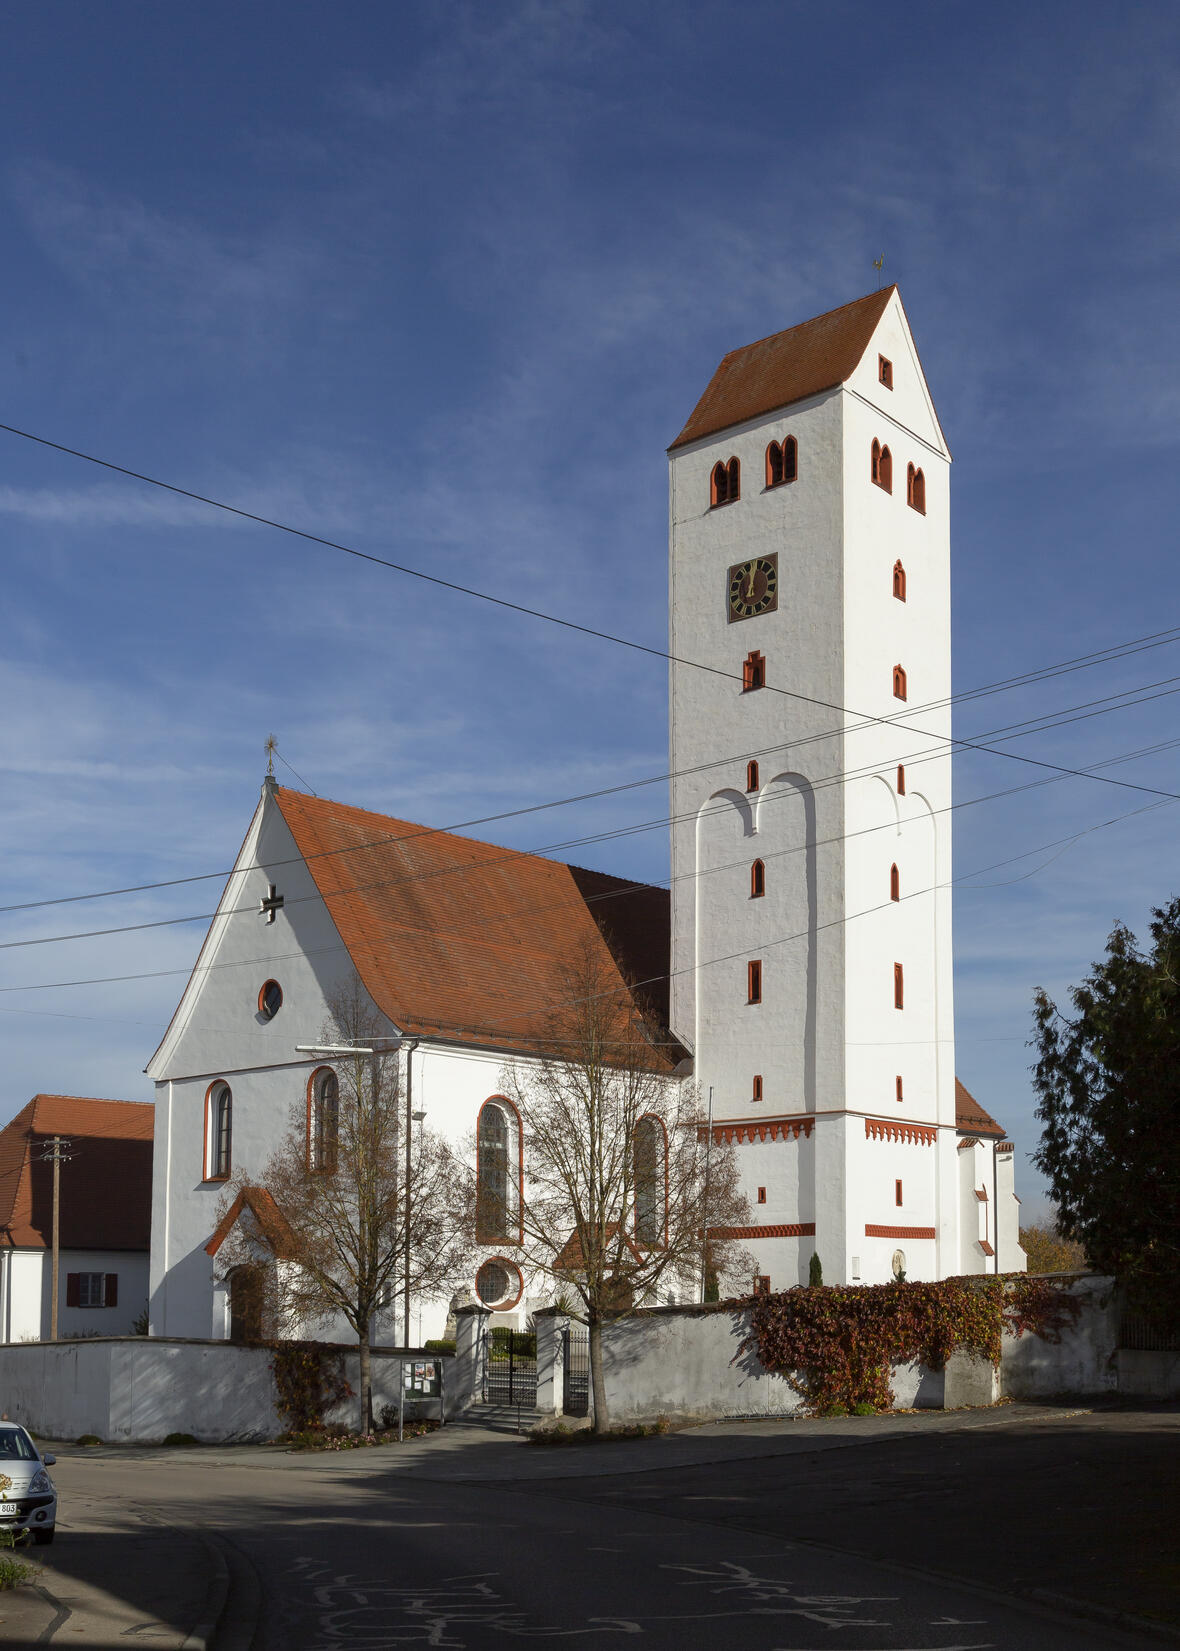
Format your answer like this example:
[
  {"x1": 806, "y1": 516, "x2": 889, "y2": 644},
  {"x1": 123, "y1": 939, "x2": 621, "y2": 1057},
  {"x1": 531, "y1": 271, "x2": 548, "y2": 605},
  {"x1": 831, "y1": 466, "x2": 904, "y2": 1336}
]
[
  {"x1": 893, "y1": 560, "x2": 906, "y2": 601},
  {"x1": 477, "y1": 1097, "x2": 520, "y2": 1244},
  {"x1": 742, "y1": 651, "x2": 765, "y2": 692},
  {"x1": 890, "y1": 863, "x2": 900, "y2": 901},
  {"x1": 765, "y1": 436, "x2": 797, "y2": 488},
  {"x1": 206, "y1": 1082, "x2": 232, "y2": 1180},
  {"x1": 746, "y1": 760, "x2": 759, "y2": 793},
  {"x1": 907, "y1": 463, "x2": 926, "y2": 514},
  {"x1": 308, "y1": 1067, "x2": 339, "y2": 1173},
  {"x1": 711, "y1": 456, "x2": 740, "y2": 507},
  {"x1": 872, "y1": 439, "x2": 893, "y2": 493},
  {"x1": 633, "y1": 1115, "x2": 667, "y2": 1247},
  {"x1": 893, "y1": 664, "x2": 907, "y2": 701},
  {"x1": 751, "y1": 859, "x2": 765, "y2": 898}
]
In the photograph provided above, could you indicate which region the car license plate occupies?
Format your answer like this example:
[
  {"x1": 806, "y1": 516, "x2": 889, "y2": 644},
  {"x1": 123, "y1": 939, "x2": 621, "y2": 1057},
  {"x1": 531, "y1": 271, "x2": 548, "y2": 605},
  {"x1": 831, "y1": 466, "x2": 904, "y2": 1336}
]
[{"x1": 0, "y1": 1504, "x2": 17, "y2": 1516}]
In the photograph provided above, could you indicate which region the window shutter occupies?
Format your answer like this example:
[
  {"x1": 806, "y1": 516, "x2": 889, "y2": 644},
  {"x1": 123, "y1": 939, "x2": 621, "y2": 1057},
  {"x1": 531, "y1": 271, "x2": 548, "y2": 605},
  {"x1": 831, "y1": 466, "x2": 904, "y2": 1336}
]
[
  {"x1": 66, "y1": 1273, "x2": 80, "y2": 1308},
  {"x1": 105, "y1": 1274, "x2": 118, "y2": 1308}
]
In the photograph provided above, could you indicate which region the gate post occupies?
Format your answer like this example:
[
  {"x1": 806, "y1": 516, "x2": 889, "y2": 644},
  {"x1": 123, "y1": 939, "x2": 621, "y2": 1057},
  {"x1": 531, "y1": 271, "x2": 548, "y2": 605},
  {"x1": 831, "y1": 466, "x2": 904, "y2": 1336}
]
[
  {"x1": 534, "y1": 1308, "x2": 566, "y2": 1417},
  {"x1": 453, "y1": 1304, "x2": 491, "y2": 1413}
]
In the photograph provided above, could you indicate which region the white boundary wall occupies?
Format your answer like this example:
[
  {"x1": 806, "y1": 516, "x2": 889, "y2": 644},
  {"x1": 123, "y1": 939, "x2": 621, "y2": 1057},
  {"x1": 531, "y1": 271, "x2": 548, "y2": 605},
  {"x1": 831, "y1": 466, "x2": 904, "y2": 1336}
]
[{"x1": 0, "y1": 1339, "x2": 457, "y2": 1443}]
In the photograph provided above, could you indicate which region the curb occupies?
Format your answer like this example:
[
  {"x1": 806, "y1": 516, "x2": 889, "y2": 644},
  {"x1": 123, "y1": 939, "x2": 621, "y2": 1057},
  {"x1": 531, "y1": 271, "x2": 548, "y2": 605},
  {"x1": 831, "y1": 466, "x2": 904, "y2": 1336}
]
[
  {"x1": 1026, "y1": 1587, "x2": 1180, "y2": 1646},
  {"x1": 181, "y1": 1530, "x2": 230, "y2": 1651}
]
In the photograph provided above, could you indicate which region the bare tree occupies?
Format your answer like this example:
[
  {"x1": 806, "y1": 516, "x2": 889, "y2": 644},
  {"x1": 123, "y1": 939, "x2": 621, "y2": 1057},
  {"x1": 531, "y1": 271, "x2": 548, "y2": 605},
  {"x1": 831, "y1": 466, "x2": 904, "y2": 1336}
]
[
  {"x1": 500, "y1": 939, "x2": 752, "y2": 1433},
  {"x1": 219, "y1": 975, "x2": 473, "y2": 1431}
]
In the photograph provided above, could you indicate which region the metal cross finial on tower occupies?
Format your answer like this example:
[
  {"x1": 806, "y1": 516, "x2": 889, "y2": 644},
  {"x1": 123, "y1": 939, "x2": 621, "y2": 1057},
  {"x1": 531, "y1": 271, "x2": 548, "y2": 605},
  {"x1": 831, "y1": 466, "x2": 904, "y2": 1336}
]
[
  {"x1": 873, "y1": 255, "x2": 885, "y2": 291},
  {"x1": 265, "y1": 734, "x2": 278, "y2": 778}
]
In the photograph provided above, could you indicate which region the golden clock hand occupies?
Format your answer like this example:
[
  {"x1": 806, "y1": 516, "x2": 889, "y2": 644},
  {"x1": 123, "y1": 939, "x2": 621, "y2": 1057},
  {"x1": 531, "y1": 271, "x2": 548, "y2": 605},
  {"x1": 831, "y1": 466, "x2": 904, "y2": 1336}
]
[{"x1": 744, "y1": 562, "x2": 757, "y2": 599}]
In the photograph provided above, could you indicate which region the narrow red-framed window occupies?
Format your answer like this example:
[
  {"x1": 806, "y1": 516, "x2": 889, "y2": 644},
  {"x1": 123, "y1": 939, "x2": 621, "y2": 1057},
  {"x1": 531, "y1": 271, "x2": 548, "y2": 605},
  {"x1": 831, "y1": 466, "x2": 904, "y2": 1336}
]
[
  {"x1": 896, "y1": 764, "x2": 906, "y2": 795},
  {"x1": 895, "y1": 1179, "x2": 904, "y2": 1207},
  {"x1": 757, "y1": 1186, "x2": 767, "y2": 1205},
  {"x1": 907, "y1": 463, "x2": 926, "y2": 514},
  {"x1": 871, "y1": 438, "x2": 881, "y2": 484},
  {"x1": 766, "y1": 440, "x2": 783, "y2": 487},
  {"x1": 872, "y1": 442, "x2": 892, "y2": 493},
  {"x1": 743, "y1": 651, "x2": 766, "y2": 692},
  {"x1": 894, "y1": 962, "x2": 904, "y2": 1009},
  {"x1": 746, "y1": 759, "x2": 759, "y2": 792},
  {"x1": 893, "y1": 664, "x2": 907, "y2": 701},
  {"x1": 879, "y1": 354, "x2": 893, "y2": 388},
  {"x1": 893, "y1": 560, "x2": 906, "y2": 601},
  {"x1": 727, "y1": 456, "x2": 740, "y2": 500},
  {"x1": 895, "y1": 1075, "x2": 904, "y2": 1104},
  {"x1": 752, "y1": 1074, "x2": 763, "y2": 1103},
  {"x1": 890, "y1": 863, "x2": 900, "y2": 901},
  {"x1": 748, "y1": 960, "x2": 763, "y2": 1004},
  {"x1": 711, "y1": 460, "x2": 728, "y2": 506},
  {"x1": 750, "y1": 859, "x2": 765, "y2": 898}
]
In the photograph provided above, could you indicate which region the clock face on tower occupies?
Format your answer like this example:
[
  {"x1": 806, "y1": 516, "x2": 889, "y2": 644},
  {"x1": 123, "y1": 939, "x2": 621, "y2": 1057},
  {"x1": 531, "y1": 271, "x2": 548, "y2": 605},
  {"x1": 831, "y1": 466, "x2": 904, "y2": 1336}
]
[{"x1": 727, "y1": 554, "x2": 779, "y2": 622}]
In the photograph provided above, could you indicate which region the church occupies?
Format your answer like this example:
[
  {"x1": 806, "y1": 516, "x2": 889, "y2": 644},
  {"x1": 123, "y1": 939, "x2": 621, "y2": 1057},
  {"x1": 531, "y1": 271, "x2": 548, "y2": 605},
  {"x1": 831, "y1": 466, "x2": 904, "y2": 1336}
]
[{"x1": 145, "y1": 286, "x2": 1023, "y2": 1345}]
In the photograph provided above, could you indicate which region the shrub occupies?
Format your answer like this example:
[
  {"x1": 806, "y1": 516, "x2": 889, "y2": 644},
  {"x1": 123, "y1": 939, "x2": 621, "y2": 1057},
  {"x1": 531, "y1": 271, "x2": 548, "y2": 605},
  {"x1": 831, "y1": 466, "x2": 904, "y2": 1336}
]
[
  {"x1": 808, "y1": 1252, "x2": 823, "y2": 1287},
  {"x1": 271, "y1": 1342, "x2": 352, "y2": 1433},
  {"x1": 746, "y1": 1275, "x2": 1081, "y2": 1415},
  {"x1": 74, "y1": 1434, "x2": 101, "y2": 1447},
  {"x1": 423, "y1": 1339, "x2": 455, "y2": 1355},
  {"x1": 162, "y1": 1432, "x2": 199, "y2": 1447}
]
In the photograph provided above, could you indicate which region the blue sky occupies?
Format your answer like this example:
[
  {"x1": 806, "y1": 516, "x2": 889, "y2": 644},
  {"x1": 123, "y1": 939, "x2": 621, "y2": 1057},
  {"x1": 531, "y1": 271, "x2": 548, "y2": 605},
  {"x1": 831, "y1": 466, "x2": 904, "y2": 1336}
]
[{"x1": 1, "y1": 1, "x2": 1178, "y2": 1221}]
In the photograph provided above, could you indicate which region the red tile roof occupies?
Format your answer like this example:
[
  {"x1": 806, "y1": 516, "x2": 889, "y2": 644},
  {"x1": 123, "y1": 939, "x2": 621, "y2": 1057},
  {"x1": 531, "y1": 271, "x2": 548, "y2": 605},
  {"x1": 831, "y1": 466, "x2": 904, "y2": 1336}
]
[
  {"x1": 955, "y1": 1079, "x2": 1006, "y2": 1138},
  {"x1": 274, "y1": 789, "x2": 679, "y2": 1066},
  {"x1": 0, "y1": 1096, "x2": 153, "y2": 1251},
  {"x1": 669, "y1": 287, "x2": 896, "y2": 450},
  {"x1": 205, "y1": 1187, "x2": 297, "y2": 1261}
]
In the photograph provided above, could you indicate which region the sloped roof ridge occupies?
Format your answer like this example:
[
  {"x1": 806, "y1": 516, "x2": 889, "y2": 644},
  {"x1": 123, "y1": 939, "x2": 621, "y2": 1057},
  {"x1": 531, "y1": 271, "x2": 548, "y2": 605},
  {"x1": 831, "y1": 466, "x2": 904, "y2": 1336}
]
[
  {"x1": 717, "y1": 284, "x2": 898, "y2": 367},
  {"x1": 275, "y1": 786, "x2": 667, "y2": 890},
  {"x1": 954, "y1": 1077, "x2": 1006, "y2": 1138}
]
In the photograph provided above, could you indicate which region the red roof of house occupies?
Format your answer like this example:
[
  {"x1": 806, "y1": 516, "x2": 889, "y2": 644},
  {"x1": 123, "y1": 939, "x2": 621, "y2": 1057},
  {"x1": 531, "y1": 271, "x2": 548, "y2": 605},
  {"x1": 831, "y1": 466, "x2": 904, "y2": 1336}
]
[
  {"x1": 955, "y1": 1079, "x2": 1006, "y2": 1139},
  {"x1": 274, "y1": 789, "x2": 679, "y2": 1065},
  {"x1": 0, "y1": 1095, "x2": 153, "y2": 1252},
  {"x1": 670, "y1": 287, "x2": 896, "y2": 450}
]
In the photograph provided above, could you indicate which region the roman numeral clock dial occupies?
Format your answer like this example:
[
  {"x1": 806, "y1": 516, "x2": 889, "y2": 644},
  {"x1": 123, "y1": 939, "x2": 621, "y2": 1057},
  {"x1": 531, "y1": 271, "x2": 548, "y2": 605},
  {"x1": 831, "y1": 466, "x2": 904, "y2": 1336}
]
[{"x1": 727, "y1": 554, "x2": 779, "y2": 621}]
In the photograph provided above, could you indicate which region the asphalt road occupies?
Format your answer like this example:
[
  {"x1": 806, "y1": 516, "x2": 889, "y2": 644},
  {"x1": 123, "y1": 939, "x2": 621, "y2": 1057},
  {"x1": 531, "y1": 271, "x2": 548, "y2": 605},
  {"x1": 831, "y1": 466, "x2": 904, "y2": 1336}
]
[{"x1": 2, "y1": 1403, "x2": 1175, "y2": 1649}]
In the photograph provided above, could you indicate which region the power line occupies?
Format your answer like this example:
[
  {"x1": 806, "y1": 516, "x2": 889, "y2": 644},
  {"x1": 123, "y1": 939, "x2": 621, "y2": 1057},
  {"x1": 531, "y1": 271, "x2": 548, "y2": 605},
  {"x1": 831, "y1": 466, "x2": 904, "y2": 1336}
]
[{"x1": 3, "y1": 418, "x2": 1180, "y2": 865}]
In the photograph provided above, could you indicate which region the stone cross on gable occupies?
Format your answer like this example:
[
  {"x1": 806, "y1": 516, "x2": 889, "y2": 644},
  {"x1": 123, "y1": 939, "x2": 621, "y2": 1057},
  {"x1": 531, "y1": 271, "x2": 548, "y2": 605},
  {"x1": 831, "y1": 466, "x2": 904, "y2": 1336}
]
[{"x1": 259, "y1": 883, "x2": 284, "y2": 924}]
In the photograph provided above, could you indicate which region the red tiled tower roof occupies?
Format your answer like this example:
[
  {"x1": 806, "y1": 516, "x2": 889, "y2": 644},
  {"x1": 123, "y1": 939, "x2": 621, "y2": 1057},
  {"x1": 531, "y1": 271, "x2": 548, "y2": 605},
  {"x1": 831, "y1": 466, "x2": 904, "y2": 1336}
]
[
  {"x1": 274, "y1": 789, "x2": 678, "y2": 1066},
  {"x1": 669, "y1": 287, "x2": 896, "y2": 450},
  {"x1": 0, "y1": 1095, "x2": 153, "y2": 1251}
]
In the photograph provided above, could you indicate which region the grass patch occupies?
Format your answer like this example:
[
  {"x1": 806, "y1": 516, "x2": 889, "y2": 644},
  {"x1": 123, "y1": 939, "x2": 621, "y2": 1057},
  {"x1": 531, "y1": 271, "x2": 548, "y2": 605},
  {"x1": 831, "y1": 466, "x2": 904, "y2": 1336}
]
[
  {"x1": 283, "y1": 1419, "x2": 441, "y2": 1452},
  {"x1": 527, "y1": 1418, "x2": 673, "y2": 1446},
  {"x1": 161, "y1": 1433, "x2": 200, "y2": 1447},
  {"x1": 0, "y1": 1556, "x2": 36, "y2": 1590}
]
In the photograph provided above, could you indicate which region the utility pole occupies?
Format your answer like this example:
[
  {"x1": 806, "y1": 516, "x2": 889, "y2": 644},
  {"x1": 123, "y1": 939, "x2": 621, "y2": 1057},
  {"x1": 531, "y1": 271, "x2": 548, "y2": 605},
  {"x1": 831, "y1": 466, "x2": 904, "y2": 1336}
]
[
  {"x1": 35, "y1": 1137, "x2": 72, "y2": 1340},
  {"x1": 402, "y1": 1039, "x2": 422, "y2": 1348}
]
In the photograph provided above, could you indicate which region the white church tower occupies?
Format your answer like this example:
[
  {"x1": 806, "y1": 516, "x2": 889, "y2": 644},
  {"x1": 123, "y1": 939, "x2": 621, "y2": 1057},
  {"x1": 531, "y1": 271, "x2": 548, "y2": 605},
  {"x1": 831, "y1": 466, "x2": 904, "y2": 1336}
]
[{"x1": 669, "y1": 287, "x2": 961, "y2": 1288}]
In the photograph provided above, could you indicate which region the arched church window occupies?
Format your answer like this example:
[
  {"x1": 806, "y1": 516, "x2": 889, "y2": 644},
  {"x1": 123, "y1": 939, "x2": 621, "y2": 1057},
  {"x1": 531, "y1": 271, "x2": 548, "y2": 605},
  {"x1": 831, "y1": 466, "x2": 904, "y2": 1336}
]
[
  {"x1": 907, "y1": 463, "x2": 926, "y2": 514},
  {"x1": 746, "y1": 760, "x2": 759, "y2": 792},
  {"x1": 711, "y1": 456, "x2": 740, "y2": 507},
  {"x1": 750, "y1": 859, "x2": 765, "y2": 898},
  {"x1": 742, "y1": 651, "x2": 765, "y2": 692},
  {"x1": 893, "y1": 560, "x2": 906, "y2": 601},
  {"x1": 765, "y1": 436, "x2": 797, "y2": 488},
  {"x1": 308, "y1": 1067, "x2": 339, "y2": 1173},
  {"x1": 890, "y1": 863, "x2": 900, "y2": 902},
  {"x1": 633, "y1": 1115, "x2": 666, "y2": 1247},
  {"x1": 872, "y1": 439, "x2": 893, "y2": 493},
  {"x1": 477, "y1": 1097, "x2": 520, "y2": 1244},
  {"x1": 893, "y1": 663, "x2": 907, "y2": 701},
  {"x1": 206, "y1": 1082, "x2": 232, "y2": 1180}
]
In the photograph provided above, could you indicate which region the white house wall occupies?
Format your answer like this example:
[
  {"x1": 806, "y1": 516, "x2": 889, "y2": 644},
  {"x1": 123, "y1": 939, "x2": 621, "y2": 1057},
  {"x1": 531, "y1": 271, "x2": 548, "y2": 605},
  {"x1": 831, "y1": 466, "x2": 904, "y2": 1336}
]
[{"x1": 0, "y1": 1250, "x2": 149, "y2": 1343}]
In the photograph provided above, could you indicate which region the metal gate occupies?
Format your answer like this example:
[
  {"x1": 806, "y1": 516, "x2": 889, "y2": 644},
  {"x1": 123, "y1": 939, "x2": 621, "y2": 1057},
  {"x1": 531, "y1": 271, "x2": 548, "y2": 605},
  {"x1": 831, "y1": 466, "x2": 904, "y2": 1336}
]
[
  {"x1": 484, "y1": 1328, "x2": 537, "y2": 1406},
  {"x1": 562, "y1": 1324, "x2": 590, "y2": 1417}
]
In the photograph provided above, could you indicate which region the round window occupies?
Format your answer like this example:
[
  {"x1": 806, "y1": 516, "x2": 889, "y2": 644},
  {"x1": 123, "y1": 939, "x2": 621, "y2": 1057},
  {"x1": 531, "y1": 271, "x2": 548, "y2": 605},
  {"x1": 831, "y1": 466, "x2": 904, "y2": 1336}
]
[
  {"x1": 476, "y1": 1259, "x2": 513, "y2": 1307},
  {"x1": 258, "y1": 980, "x2": 283, "y2": 1020}
]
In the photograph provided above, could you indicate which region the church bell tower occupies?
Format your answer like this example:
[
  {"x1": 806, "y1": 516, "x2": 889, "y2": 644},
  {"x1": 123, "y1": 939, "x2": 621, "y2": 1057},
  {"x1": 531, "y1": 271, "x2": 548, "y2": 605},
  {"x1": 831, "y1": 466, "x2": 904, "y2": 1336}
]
[{"x1": 668, "y1": 288, "x2": 959, "y2": 1286}]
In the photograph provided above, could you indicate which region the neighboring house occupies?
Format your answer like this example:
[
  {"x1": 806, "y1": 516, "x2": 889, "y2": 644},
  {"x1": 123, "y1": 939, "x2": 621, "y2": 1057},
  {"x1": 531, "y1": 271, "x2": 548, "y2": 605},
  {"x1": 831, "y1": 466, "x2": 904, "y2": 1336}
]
[
  {"x1": 145, "y1": 286, "x2": 1023, "y2": 1349},
  {"x1": 0, "y1": 1096, "x2": 153, "y2": 1341}
]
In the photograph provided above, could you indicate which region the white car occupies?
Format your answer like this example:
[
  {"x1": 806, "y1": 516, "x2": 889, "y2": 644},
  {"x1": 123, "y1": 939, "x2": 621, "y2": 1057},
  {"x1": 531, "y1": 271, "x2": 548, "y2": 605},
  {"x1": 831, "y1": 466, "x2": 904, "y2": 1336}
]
[{"x1": 0, "y1": 1424, "x2": 56, "y2": 1545}]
